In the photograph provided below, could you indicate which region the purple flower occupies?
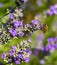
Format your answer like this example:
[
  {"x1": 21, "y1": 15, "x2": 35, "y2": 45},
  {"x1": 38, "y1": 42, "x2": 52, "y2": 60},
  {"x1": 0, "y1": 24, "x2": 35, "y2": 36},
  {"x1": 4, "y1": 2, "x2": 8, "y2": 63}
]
[
  {"x1": 18, "y1": 54, "x2": 23, "y2": 59},
  {"x1": 47, "y1": 43, "x2": 55, "y2": 51},
  {"x1": 9, "y1": 13, "x2": 14, "y2": 19},
  {"x1": 50, "y1": 5, "x2": 55, "y2": 10},
  {"x1": 1, "y1": 52, "x2": 6, "y2": 59},
  {"x1": 36, "y1": 0, "x2": 43, "y2": 6},
  {"x1": 55, "y1": 43, "x2": 57, "y2": 48},
  {"x1": 28, "y1": 50, "x2": 32, "y2": 54},
  {"x1": 18, "y1": 32, "x2": 24, "y2": 37},
  {"x1": 37, "y1": 34, "x2": 44, "y2": 40},
  {"x1": 48, "y1": 10, "x2": 54, "y2": 15},
  {"x1": 14, "y1": 22, "x2": 19, "y2": 28},
  {"x1": 45, "y1": 46, "x2": 49, "y2": 51},
  {"x1": 11, "y1": 46, "x2": 16, "y2": 51},
  {"x1": 9, "y1": 50, "x2": 14, "y2": 56},
  {"x1": 48, "y1": 4, "x2": 57, "y2": 15},
  {"x1": 25, "y1": 49, "x2": 32, "y2": 54},
  {"x1": 8, "y1": 29, "x2": 17, "y2": 37},
  {"x1": 34, "y1": 49, "x2": 38, "y2": 56},
  {"x1": 18, "y1": 20, "x2": 23, "y2": 27},
  {"x1": 47, "y1": 37, "x2": 55, "y2": 43},
  {"x1": 1, "y1": 39, "x2": 31, "y2": 64},
  {"x1": 14, "y1": 20, "x2": 23, "y2": 28},
  {"x1": 32, "y1": 20, "x2": 38, "y2": 25},
  {"x1": 54, "y1": 4, "x2": 57, "y2": 8},
  {"x1": 47, "y1": 5, "x2": 55, "y2": 15},
  {"x1": 24, "y1": 57, "x2": 30, "y2": 63},
  {"x1": 51, "y1": 47, "x2": 55, "y2": 50},
  {"x1": 22, "y1": 0, "x2": 28, "y2": 3},
  {"x1": 15, "y1": 60, "x2": 20, "y2": 64},
  {"x1": 47, "y1": 44, "x2": 52, "y2": 50},
  {"x1": 53, "y1": 9, "x2": 57, "y2": 15},
  {"x1": 27, "y1": 38, "x2": 31, "y2": 43}
]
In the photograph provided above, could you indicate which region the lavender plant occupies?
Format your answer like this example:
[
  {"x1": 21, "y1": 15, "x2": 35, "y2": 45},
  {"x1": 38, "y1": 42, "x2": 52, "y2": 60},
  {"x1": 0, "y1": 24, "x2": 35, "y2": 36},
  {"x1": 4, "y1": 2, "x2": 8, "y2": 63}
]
[
  {"x1": 0, "y1": 0, "x2": 41, "y2": 64},
  {"x1": 0, "y1": 0, "x2": 57, "y2": 65},
  {"x1": 1, "y1": 39, "x2": 32, "y2": 65},
  {"x1": 32, "y1": 34, "x2": 57, "y2": 65}
]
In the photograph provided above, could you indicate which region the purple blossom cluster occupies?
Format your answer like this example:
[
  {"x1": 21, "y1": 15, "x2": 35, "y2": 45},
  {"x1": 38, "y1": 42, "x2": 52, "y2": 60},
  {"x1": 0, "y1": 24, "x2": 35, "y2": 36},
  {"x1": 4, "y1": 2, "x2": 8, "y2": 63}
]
[
  {"x1": 47, "y1": 4, "x2": 57, "y2": 15},
  {"x1": 7, "y1": 19, "x2": 40, "y2": 37},
  {"x1": 0, "y1": 0, "x2": 45, "y2": 44},
  {"x1": 0, "y1": 0, "x2": 44, "y2": 46},
  {"x1": 46, "y1": 37, "x2": 57, "y2": 52},
  {"x1": 1, "y1": 39, "x2": 32, "y2": 64},
  {"x1": 6, "y1": 8, "x2": 40, "y2": 38},
  {"x1": 0, "y1": 0, "x2": 51, "y2": 64},
  {"x1": 33, "y1": 37, "x2": 57, "y2": 56}
]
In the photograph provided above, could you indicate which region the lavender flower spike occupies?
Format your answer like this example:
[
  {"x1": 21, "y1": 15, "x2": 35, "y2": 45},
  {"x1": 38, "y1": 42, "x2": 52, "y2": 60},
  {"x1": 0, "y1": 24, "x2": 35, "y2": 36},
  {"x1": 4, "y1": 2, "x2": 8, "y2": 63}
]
[{"x1": 1, "y1": 52, "x2": 6, "y2": 59}]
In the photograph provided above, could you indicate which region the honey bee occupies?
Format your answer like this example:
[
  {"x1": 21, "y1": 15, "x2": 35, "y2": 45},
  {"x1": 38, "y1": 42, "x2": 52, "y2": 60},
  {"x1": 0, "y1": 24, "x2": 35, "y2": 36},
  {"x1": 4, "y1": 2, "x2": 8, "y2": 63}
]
[{"x1": 40, "y1": 24, "x2": 48, "y2": 33}]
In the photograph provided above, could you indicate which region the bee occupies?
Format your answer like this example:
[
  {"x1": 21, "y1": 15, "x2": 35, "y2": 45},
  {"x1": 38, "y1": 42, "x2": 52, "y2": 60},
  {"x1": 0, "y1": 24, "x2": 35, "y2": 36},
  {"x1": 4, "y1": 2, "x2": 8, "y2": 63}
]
[
  {"x1": 40, "y1": 24, "x2": 48, "y2": 33},
  {"x1": 15, "y1": 0, "x2": 24, "y2": 6}
]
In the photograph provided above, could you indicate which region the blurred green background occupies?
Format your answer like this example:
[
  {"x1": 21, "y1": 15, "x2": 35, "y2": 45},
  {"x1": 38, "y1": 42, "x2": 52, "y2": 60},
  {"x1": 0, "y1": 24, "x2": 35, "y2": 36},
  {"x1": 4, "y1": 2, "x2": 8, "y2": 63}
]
[{"x1": 0, "y1": 0, "x2": 57, "y2": 65}]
